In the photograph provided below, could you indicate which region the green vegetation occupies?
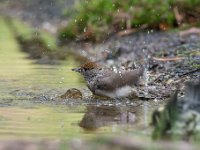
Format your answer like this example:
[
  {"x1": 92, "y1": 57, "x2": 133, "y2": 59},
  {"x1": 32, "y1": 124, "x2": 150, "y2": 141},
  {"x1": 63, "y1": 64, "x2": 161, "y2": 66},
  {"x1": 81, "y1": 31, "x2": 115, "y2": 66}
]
[
  {"x1": 11, "y1": 19, "x2": 57, "y2": 49},
  {"x1": 11, "y1": 20, "x2": 34, "y2": 40},
  {"x1": 152, "y1": 87, "x2": 200, "y2": 141},
  {"x1": 6, "y1": 18, "x2": 68, "y2": 60},
  {"x1": 152, "y1": 92, "x2": 179, "y2": 140},
  {"x1": 59, "y1": 0, "x2": 200, "y2": 42}
]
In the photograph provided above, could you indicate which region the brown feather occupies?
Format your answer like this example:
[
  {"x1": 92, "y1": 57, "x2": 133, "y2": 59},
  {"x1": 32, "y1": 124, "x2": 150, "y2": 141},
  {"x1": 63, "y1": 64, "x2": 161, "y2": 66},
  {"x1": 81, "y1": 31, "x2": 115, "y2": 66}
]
[
  {"x1": 94, "y1": 69, "x2": 142, "y2": 92},
  {"x1": 81, "y1": 61, "x2": 101, "y2": 70}
]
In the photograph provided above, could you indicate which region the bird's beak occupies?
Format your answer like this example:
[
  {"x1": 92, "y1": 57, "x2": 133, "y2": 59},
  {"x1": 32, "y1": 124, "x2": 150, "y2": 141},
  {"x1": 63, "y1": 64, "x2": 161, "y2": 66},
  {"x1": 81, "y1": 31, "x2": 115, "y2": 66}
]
[{"x1": 72, "y1": 67, "x2": 81, "y2": 73}]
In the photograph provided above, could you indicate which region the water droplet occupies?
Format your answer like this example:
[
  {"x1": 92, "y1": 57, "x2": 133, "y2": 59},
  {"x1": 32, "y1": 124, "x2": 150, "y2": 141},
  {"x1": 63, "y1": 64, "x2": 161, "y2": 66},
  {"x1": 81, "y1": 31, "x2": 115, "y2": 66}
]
[
  {"x1": 112, "y1": 66, "x2": 118, "y2": 73},
  {"x1": 84, "y1": 27, "x2": 86, "y2": 33}
]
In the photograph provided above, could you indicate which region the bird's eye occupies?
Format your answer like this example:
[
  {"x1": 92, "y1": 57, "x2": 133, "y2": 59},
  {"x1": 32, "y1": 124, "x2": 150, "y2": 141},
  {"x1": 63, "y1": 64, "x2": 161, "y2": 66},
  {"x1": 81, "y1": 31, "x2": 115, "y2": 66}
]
[{"x1": 83, "y1": 67, "x2": 88, "y2": 71}]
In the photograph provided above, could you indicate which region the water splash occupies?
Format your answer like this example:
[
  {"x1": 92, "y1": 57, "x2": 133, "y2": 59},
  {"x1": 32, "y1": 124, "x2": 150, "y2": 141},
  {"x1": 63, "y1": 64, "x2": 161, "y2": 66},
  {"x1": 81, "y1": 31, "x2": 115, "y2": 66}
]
[
  {"x1": 112, "y1": 66, "x2": 118, "y2": 73},
  {"x1": 143, "y1": 53, "x2": 151, "y2": 96},
  {"x1": 83, "y1": 27, "x2": 87, "y2": 33},
  {"x1": 144, "y1": 67, "x2": 150, "y2": 88}
]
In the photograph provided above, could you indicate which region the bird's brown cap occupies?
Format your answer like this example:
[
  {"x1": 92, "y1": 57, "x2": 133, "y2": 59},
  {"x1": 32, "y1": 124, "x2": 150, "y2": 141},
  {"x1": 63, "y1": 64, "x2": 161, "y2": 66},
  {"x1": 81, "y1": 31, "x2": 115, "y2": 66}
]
[
  {"x1": 72, "y1": 61, "x2": 102, "y2": 73},
  {"x1": 81, "y1": 61, "x2": 101, "y2": 69}
]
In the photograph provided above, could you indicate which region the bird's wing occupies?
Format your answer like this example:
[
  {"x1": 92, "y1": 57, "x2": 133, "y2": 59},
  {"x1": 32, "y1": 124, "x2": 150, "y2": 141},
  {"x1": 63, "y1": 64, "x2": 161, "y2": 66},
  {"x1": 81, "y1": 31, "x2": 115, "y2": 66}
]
[
  {"x1": 95, "y1": 74, "x2": 121, "y2": 91},
  {"x1": 94, "y1": 69, "x2": 142, "y2": 92},
  {"x1": 120, "y1": 69, "x2": 141, "y2": 86}
]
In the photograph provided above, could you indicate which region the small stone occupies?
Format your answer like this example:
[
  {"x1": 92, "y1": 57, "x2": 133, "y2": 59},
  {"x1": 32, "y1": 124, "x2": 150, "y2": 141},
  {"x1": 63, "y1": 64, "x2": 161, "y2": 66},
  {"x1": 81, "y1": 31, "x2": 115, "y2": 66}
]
[
  {"x1": 166, "y1": 79, "x2": 174, "y2": 85},
  {"x1": 60, "y1": 88, "x2": 82, "y2": 99}
]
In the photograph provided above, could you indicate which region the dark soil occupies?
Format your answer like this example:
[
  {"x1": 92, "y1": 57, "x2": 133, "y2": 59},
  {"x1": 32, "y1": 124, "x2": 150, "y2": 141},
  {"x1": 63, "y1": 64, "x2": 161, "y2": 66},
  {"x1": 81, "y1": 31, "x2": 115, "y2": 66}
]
[{"x1": 71, "y1": 31, "x2": 200, "y2": 100}]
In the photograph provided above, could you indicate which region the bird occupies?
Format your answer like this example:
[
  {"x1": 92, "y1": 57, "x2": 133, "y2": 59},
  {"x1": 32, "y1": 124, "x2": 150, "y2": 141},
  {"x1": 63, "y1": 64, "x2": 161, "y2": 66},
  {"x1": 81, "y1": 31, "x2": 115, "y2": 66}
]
[{"x1": 72, "y1": 61, "x2": 144, "y2": 98}]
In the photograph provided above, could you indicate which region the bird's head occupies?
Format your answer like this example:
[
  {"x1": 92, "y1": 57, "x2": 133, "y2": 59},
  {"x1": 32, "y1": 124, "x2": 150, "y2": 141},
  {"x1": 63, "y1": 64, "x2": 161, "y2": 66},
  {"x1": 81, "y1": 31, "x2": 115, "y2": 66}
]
[{"x1": 72, "y1": 61, "x2": 102, "y2": 77}]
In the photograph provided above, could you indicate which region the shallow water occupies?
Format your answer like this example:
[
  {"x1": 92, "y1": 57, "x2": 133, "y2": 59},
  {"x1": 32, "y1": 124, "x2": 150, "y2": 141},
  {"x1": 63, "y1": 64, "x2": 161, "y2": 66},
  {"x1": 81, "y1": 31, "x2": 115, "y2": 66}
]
[{"x1": 0, "y1": 18, "x2": 164, "y2": 140}]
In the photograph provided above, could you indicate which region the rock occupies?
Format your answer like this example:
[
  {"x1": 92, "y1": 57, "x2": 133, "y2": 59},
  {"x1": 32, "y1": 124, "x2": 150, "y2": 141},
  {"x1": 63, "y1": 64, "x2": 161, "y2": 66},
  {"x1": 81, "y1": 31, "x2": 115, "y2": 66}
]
[{"x1": 60, "y1": 88, "x2": 82, "y2": 99}]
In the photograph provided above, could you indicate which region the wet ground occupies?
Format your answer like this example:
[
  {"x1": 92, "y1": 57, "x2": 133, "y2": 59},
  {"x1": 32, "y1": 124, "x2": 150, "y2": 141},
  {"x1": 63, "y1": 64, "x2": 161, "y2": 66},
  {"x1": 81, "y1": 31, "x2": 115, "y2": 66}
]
[{"x1": 73, "y1": 31, "x2": 200, "y2": 100}]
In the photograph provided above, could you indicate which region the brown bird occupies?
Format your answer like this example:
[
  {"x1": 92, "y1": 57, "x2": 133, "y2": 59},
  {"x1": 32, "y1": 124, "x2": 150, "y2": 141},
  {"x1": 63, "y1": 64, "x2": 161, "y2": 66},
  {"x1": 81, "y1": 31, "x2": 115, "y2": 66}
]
[{"x1": 72, "y1": 61, "x2": 143, "y2": 98}]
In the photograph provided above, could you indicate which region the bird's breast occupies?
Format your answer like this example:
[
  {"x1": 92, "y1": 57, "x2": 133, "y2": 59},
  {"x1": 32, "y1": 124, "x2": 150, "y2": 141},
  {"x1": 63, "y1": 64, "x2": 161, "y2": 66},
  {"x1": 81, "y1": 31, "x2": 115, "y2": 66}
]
[{"x1": 94, "y1": 85, "x2": 133, "y2": 98}]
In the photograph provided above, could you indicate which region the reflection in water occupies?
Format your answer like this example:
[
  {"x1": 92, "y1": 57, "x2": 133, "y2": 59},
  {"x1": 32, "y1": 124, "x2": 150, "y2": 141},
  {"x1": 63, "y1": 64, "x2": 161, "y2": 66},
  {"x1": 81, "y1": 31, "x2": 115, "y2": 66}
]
[{"x1": 79, "y1": 105, "x2": 137, "y2": 130}]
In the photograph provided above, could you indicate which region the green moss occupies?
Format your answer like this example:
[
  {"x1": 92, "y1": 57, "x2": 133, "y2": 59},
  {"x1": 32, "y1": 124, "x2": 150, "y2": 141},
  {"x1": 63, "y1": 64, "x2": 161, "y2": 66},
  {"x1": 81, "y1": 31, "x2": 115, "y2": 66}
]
[
  {"x1": 59, "y1": 0, "x2": 200, "y2": 42},
  {"x1": 189, "y1": 62, "x2": 200, "y2": 69},
  {"x1": 152, "y1": 92, "x2": 179, "y2": 140},
  {"x1": 11, "y1": 19, "x2": 34, "y2": 40},
  {"x1": 40, "y1": 31, "x2": 57, "y2": 50},
  {"x1": 11, "y1": 19, "x2": 57, "y2": 50},
  {"x1": 6, "y1": 18, "x2": 71, "y2": 60}
]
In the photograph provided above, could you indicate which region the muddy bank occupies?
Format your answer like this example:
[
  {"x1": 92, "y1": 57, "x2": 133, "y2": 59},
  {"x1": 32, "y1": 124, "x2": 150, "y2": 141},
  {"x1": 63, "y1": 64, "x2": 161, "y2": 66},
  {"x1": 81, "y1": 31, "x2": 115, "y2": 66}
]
[
  {"x1": 73, "y1": 31, "x2": 200, "y2": 68},
  {"x1": 68, "y1": 31, "x2": 200, "y2": 99},
  {"x1": 4, "y1": 17, "x2": 74, "y2": 64}
]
